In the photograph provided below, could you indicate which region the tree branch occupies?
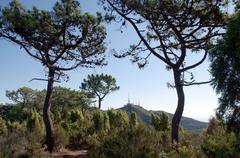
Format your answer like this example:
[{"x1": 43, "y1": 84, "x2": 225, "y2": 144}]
[
  {"x1": 29, "y1": 78, "x2": 61, "y2": 83},
  {"x1": 148, "y1": 20, "x2": 173, "y2": 66},
  {"x1": 106, "y1": 0, "x2": 172, "y2": 66},
  {"x1": 162, "y1": 13, "x2": 186, "y2": 68},
  {"x1": 0, "y1": 32, "x2": 43, "y2": 61},
  {"x1": 182, "y1": 79, "x2": 213, "y2": 86},
  {"x1": 180, "y1": 51, "x2": 207, "y2": 72}
]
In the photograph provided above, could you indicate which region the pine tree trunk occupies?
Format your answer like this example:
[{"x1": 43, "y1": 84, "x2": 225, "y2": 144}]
[
  {"x1": 43, "y1": 67, "x2": 55, "y2": 152},
  {"x1": 171, "y1": 69, "x2": 185, "y2": 143},
  {"x1": 98, "y1": 97, "x2": 102, "y2": 109}
]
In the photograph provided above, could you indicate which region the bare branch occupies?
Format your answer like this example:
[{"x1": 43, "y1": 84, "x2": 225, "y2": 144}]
[
  {"x1": 29, "y1": 78, "x2": 61, "y2": 83},
  {"x1": 183, "y1": 79, "x2": 213, "y2": 86}
]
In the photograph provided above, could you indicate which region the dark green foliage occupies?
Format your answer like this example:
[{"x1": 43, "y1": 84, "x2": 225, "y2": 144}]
[
  {"x1": 88, "y1": 125, "x2": 167, "y2": 158},
  {"x1": 151, "y1": 113, "x2": 161, "y2": 130},
  {"x1": 151, "y1": 112, "x2": 170, "y2": 131},
  {"x1": 209, "y1": 10, "x2": 240, "y2": 134},
  {"x1": 121, "y1": 104, "x2": 207, "y2": 133},
  {"x1": 80, "y1": 74, "x2": 119, "y2": 109},
  {"x1": 52, "y1": 87, "x2": 93, "y2": 114},
  {"x1": 129, "y1": 112, "x2": 138, "y2": 127},
  {"x1": 202, "y1": 133, "x2": 240, "y2": 158},
  {"x1": 59, "y1": 109, "x2": 84, "y2": 134},
  {"x1": 121, "y1": 104, "x2": 152, "y2": 124},
  {"x1": 26, "y1": 110, "x2": 43, "y2": 134},
  {"x1": 159, "y1": 112, "x2": 170, "y2": 131},
  {"x1": 0, "y1": 116, "x2": 7, "y2": 135},
  {"x1": 68, "y1": 109, "x2": 84, "y2": 124},
  {"x1": 1, "y1": 99, "x2": 239, "y2": 157},
  {"x1": 107, "y1": 109, "x2": 129, "y2": 129},
  {"x1": 6, "y1": 87, "x2": 36, "y2": 107},
  {"x1": 88, "y1": 124, "x2": 205, "y2": 158},
  {"x1": 4, "y1": 105, "x2": 29, "y2": 122},
  {"x1": 93, "y1": 110, "x2": 110, "y2": 132},
  {"x1": 93, "y1": 110, "x2": 105, "y2": 131},
  {"x1": 202, "y1": 118, "x2": 240, "y2": 158}
]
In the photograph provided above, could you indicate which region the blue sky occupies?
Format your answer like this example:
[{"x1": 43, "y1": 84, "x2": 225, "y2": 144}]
[{"x1": 0, "y1": 0, "x2": 220, "y2": 122}]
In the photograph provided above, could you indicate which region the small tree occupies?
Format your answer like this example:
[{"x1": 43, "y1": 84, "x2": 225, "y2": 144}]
[
  {"x1": 151, "y1": 113, "x2": 160, "y2": 130},
  {"x1": 93, "y1": 110, "x2": 105, "y2": 131},
  {"x1": 0, "y1": 0, "x2": 106, "y2": 152},
  {"x1": 159, "y1": 112, "x2": 170, "y2": 132},
  {"x1": 107, "y1": 109, "x2": 129, "y2": 129},
  {"x1": 6, "y1": 87, "x2": 36, "y2": 107},
  {"x1": 80, "y1": 74, "x2": 119, "y2": 109},
  {"x1": 151, "y1": 112, "x2": 170, "y2": 131},
  {"x1": 26, "y1": 110, "x2": 44, "y2": 134},
  {"x1": 206, "y1": 117, "x2": 223, "y2": 135},
  {"x1": 51, "y1": 86, "x2": 93, "y2": 114}
]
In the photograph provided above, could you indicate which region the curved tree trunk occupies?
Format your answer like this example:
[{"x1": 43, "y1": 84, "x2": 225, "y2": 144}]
[
  {"x1": 43, "y1": 67, "x2": 55, "y2": 152},
  {"x1": 171, "y1": 69, "x2": 185, "y2": 143}
]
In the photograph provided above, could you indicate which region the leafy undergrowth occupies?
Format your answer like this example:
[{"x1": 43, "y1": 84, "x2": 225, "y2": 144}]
[{"x1": 0, "y1": 105, "x2": 240, "y2": 158}]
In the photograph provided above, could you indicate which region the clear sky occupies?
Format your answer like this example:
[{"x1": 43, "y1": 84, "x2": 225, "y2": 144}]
[{"x1": 0, "y1": 0, "x2": 221, "y2": 122}]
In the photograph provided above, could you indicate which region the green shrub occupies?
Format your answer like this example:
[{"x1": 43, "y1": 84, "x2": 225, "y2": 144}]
[
  {"x1": 89, "y1": 125, "x2": 170, "y2": 158},
  {"x1": 129, "y1": 112, "x2": 138, "y2": 127},
  {"x1": 26, "y1": 110, "x2": 44, "y2": 134},
  {"x1": 201, "y1": 118, "x2": 240, "y2": 158},
  {"x1": 201, "y1": 133, "x2": 240, "y2": 158},
  {"x1": 53, "y1": 125, "x2": 69, "y2": 151},
  {"x1": 68, "y1": 109, "x2": 84, "y2": 124},
  {"x1": 4, "y1": 105, "x2": 29, "y2": 122},
  {"x1": 151, "y1": 112, "x2": 170, "y2": 132},
  {"x1": 0, "y1": 116, "x2": 7, "y2": 135},
  {"x1": 0, "y1": 123, "x2": 28, "y2": 158},
  {"x1": 107, "y1": 109, "x2": 129, "y2": 129},
  {"x1": 93, "y1": 110, "x2": 105, "y2": 131}
]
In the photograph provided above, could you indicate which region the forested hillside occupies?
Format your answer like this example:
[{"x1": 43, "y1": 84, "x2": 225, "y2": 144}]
[{"x1": 120, "y1": 104, "x2": 208, "y2": 133}]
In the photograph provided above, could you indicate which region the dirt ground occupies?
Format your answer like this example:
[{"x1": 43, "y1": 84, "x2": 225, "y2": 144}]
[{"x1": 51, "y1": 149, "x2": 88, "y2": 158}]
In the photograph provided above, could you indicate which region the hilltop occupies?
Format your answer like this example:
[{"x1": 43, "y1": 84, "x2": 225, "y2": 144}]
[{"x1": 119, "y1": 103, "x2": 208, "y2": 133}]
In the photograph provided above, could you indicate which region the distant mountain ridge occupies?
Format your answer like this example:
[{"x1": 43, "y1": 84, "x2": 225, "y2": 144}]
[{"x1": 119, "y1": 103, "x2": 208, "y2": 133}]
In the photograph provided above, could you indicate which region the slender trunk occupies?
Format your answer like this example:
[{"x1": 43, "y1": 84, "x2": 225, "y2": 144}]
[
  {"x1": 98, "y1": 97, "x2": 102, "y2": 109},
  {"x1": 61, "y1": 104, "x2": 65, "y2": 114},
  {"x1": 171, "y1": 69, "x2": 185, "y2": 143},
  {"x1": 43, "y1": 67, "x2": 55, "y2": 152},
  {"x1": 81, "y1": 104, "x2": 85, "y2": 116}
]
